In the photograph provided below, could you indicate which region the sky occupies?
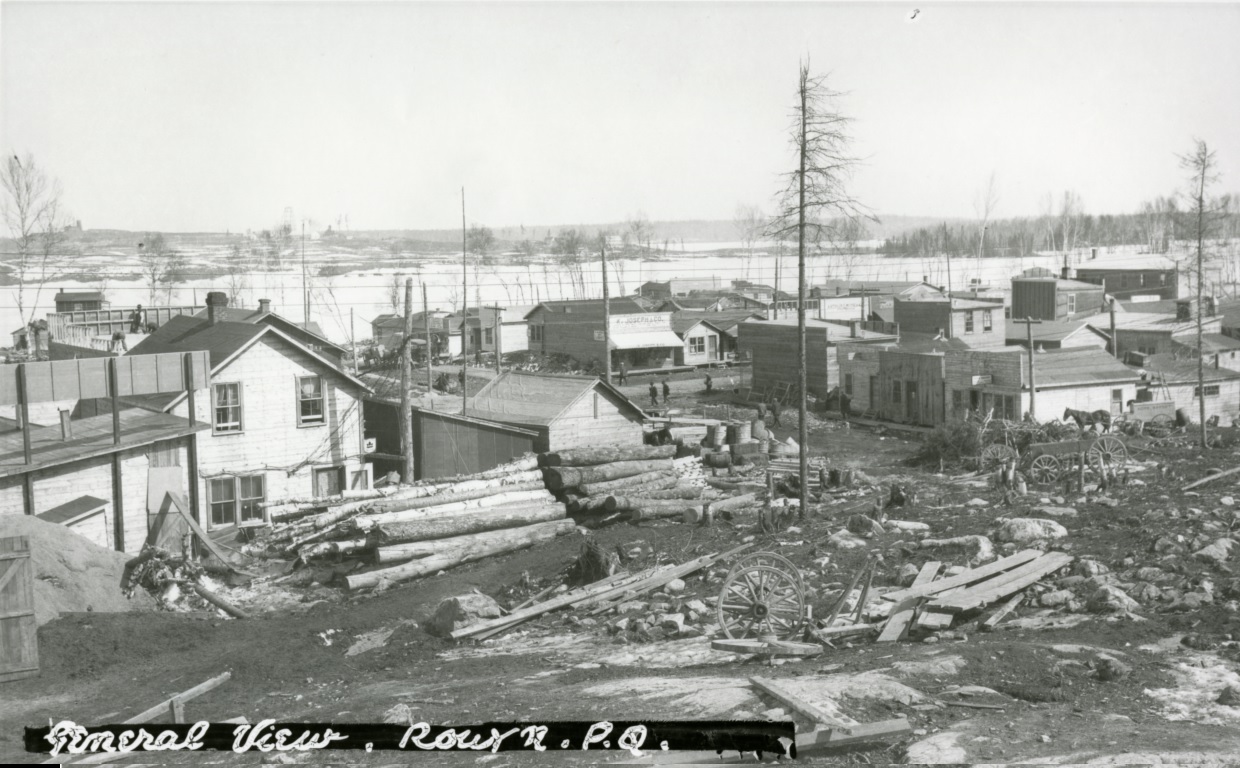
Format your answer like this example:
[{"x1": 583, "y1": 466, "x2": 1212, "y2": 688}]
[{"x1": 2, "y1": 2, "x2": 1239, "y2": 233}]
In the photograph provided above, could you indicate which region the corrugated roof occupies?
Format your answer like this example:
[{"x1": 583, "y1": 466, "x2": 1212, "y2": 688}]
[
  {"x1": 1032, "y1": 347, "x2": 1141, "y2": 387},
  {"x1": 468, "y1": 371, "x2": 644, "y2": 427}
]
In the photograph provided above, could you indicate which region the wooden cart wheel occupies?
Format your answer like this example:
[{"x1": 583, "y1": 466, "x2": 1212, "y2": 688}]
[
  {"x1": 1088, "y1": 435, "x2": 1128, "y2": 470},
  {"x1": 1028, "y1": 454, "x2": 1062, "y2": 484},
  {"x1": 718, "y1": 564, "x2": 806, "y2": 641},
  {"x1": 727, "y1": 552, "x2": 805, "y2": 592},
  {"x1": 981, "y1": 444, "x2": 1019, "y2": 471}
]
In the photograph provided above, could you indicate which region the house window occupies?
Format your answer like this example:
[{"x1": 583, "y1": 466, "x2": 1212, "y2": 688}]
[
  {"x1": 529, "y1": 325, "x2": 544, "y2": 342},
  {"x1": 1067, "y1": 294, "x2": 1076, "y2": 314},
  {"x1": 844, "y1": 374, "x2": 853, "y2": 397},
  {"x1": 484, "y1": 328, "x2": 493, "y2": 345},
  {"x1": 689, "y1": 337, "x2": 705, "y2": 354},
  {"x1": 964, "y1": 312, "x2": 974, "y2": 333},
  {"x1": 892, "y1": 380, "x2": 902, "y2": 403},
  {"x1": 1004, "y1": 306, "x2": 1012, "y2": 319},
  {"x1": 213, "y1": 383, "x2": 243, "y2": 433},
  {"x1": 983, "y1": 310, "x2": 993, "y2": 331},
  {"x1": 208, "y1": 474, "x2": 266, "y2": 528},
  {"x1": 1195, "y1": 385, "x2": 1221, "y2": 398},
  {"x1": 298, "y1": 376, "x2": 324, "y2": 426}
]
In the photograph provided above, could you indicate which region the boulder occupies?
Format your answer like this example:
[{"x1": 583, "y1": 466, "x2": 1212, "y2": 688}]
[
  {"x1": 1217, "y1": 686, "x2": 1240, "y2": 706},
  {"x1": 827, "y1": 530, "x2": 868, "y2": 550},
  {"x1": 1096, "y1": 657, "x2": 1131, "y2": 682},
  {"x1": 659, "y1": 613, "x2": 685, "y2": 632},
  {"x1": 685, "y1": 599, "x2": 709, "y2": 615},
  {"x1": 994, "y1": 518, "x2": 1069, "y2": 544},
  {"x1": 1194, "y1": 538, "x2": 1237, "y2": 565},
  {"x1": 425, "y1": 593, "x2": 504, "y2": 637},
  {"x1": 1074, "y1": 559, "x2": 1109, "y2": 577},
  {"x1": 966, "y1": 498, "x2": 990, "y2": 508},
  {"x1": 664, "y1": 578, "x2": 687, "y2": 594},
  {"x1": 886, "y1": 520, "x2": 931, "y2": 534},
  {"x1": 918, "y1": 535, "x2": 995, "y2": 561},
  {"x1": 1131, "y1": 583, "x2": 1162, "y2": 602},
  {"x1": 1038, "y1": 506, "x2": 1079, "y2": 518},
  {"x1": 1086, "y1": 585, "x2": 1140, "y2": 614},
  {"x1": 1039, "y1": 589, "x2": 1076, "y2": 608},
  {"x1": 847, "y1": 514, "x2": 885, "y2": 537}
]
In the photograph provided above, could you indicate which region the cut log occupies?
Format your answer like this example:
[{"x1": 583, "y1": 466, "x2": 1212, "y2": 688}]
[
  {"x1": 367, "y1": 479, "x2": 546, "y2": 515},
  {"x1": 707, "y1": 492, "x2": 760, "y2": 515},
  {"x1": 345, "y1": 519, "x2": 577, "y2": 590},
  {"x1": 629, "y1": 486, "x2": 708, "y2": 501},
  {"x1": 192, "y1": 583, "x2": 251, "y2": 620},
  {"x1": 627, "y1": 501, "x2": 705, "y2": 522},
  {"x1": 375, "y1": 517, "x2": 577, "y2": 563},
  {"x1": 369, "y1": 503, "x2": 566, "y2": 547},
  {"x1": 352, "y1": 488, "x2": 554, "y2": 530},
  {"x1": 297, "y1": 537, "x2": 370, "y2": 560},
  {"x1": 542, "y1": 459, "x2": 675, "y2": 491},
  {"x1": 539, "y1": 444, "x2": 676, "y2": 467},
  {"x1": 577, "y1": 471, "x2": 678, "y2": 496},
  {"x1": 1183, "y1": 465, "x2": 1240, "y2": 491}
]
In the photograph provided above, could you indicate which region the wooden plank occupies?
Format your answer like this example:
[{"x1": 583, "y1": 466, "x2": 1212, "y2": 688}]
[
  {"x1": 878, "y1": 560, "x2": 942, "y2": 643},
  {"x1": 912, "y1": 561, "x2": 943, "y2": 588},
  {"x1": 914, "y1": 610, "x2": 954, "y2": 630},
  {"x1": 750, "y1": 676, "x2": 860, "y2": 730},
  {"x1": 1184, "y1": 466, "x2": 1240, "y2": 491},
  {"x1": 0, "y1": 536, "x2": 38, "y2": 683},
  {"x1": 982, "y1": 593, "x2": 1025, "y2": 631},
  {"x1": 930, "y1": 552, "x2": 1073, "y2": 613},
  {"x1": 881, "y1": 549, "x2": 1042, "y2": 603}
]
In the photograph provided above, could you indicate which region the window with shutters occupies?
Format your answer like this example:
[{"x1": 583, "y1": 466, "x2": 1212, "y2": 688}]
[
  {"x1": 298, "y1": 375, "x2": 324, "y2": 426},
  {"x1": 212, "y1": 383, "x2": 243, "y2": 434}
]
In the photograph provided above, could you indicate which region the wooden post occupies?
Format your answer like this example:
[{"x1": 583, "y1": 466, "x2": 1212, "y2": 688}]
[
  {"x1": 112, "y1": 452, "x2": 125, "y2": 552},
  {"x1": 184, "y1": 352, "x2": 200, "y2": 524},
  {"x1": 22, "y1": 475, "x2": 33, "y2": 516},
  {"x1": 183, "y1": 352, "x2": 196, "y2": 428},
  {"x1": 796, "y1": 75, "x2": 809, "y2": 523},
  {"x1": 1109, "y1": 297, "x2": 1117, "y2": 359},
  {"x1": 1013, "y1": 317, "x2": 1043, "y2": 419},
  {"x1": 350, "y1": 308, "x2": 358, "y2": 374},
  {"x1": 109, "y1": 357, "x2": 121, "y2": 445},
  {"x1": 423, "y1": 284, "x2": 432, "y2": 393},
  {"x1": 601, "y1": 238, "x2": 612, "y2": 385},
  {"x1": 16, "y1": 363, "x2": 32, "y2": 465},
  {"x1": 401, "y1": 278, "x2": 415, "y2": 484},
  {"x1": 461, "y1": 187, "x2": 468, "y2": 417}
]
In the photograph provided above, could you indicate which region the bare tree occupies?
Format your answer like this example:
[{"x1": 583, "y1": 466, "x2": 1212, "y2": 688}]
[
  {"x1": 1, "y1": 153, "x2": 67, "y2": 328},
  {"x1": 1059, "y1": 190, "x2": 1084, "y2": 257},
  {"x1": 1178, "y1": 139, "x2": 1232, "y2": 447},
  {"x1": 733, "y1": 204, "x2": 765, "y2": 279},
  {"x1": 467, "y1": 225, "x2": 496, "y2": 265},
  {"x1": 138, "y1": 233, "x2": 174, "y2": 305},
  {"x1": 387, "y1": 272, "x2": 404, "y2": 314},
  {"x1": 624, "y1": 212, "x2": 651, "y2": 256},
  {"x1": 225, "y1": 243, "x2": 248, "y2": 307},
  {"x1": 973, "y1": 171, "x2": 1000, "y2": 280},
  {"x1": 766, "y1": 61, "x2": 875, "y2": 523}
]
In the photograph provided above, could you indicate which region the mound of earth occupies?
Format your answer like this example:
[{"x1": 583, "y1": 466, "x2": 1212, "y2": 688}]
[{"x1": 0, "y1": 514, "x2": 156, "y2": 625}]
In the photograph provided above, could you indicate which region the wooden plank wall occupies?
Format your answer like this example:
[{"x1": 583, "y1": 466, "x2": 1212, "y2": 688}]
[
  {"x1": 0, "y1": 536, "x2": 38, "y2": 682},
  {"x1": 0, "y1": 351, "x2": 209, "y2": 406}
]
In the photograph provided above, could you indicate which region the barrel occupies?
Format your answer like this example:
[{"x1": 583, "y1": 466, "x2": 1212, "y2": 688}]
[
  {"x1": 725, "y1": 422, "x2": 739, "y2": 444},
  {"x1": 735, "y1": 420, "x2": 752, "y2": 442},
  {"x1": 708, "y1": 424, "x2": 727, "y2": 448}
]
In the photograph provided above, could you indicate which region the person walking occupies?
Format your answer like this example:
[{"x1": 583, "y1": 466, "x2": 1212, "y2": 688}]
[
  {"x1": 770, "y1": 398, "x2": 783, "y2": 427},
  {"x1": 617, "y1": 360, "x2": 628, "y2": 386},
  {"x1": 648, "y1": 381, "x2": 659, "y2": 407},
  {"x1": 704, "y1": 373, "x2": 713, "y2": 394},
  {"x1": 661, "y1": 378, "x2": 671, "y2": 405}
]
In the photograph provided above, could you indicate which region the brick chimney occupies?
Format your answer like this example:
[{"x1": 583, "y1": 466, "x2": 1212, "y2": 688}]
[
  {"x1": 206, "y1": 292, "x2": 228, "y2": 325},
  {"x1": 258, "y1": 298, "x2": 271, "y2": 314}
]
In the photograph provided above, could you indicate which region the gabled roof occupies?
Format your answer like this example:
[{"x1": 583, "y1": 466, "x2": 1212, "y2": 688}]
[
  {"x1": 1005, "y1": 319, "x2": 1111, "y2": 345},
  {"x1": 1173, "y1": 333, "x2": 1240, "y2": 355},
  {"x1": 1012, "y1": 276, "x2": 1104, "y2": 291},
  {"x1": 191, "y1": 307, "x2": 343, "y2": 353},
  {"x1": 670, "y1": 314, "x2": 726, "y2": 337},
  {"x1": 703, "y1": 310, "x2": 765, "y2": 335},
  {"x1": 533, "y1": 297, "x2": 649, "y2": 316},
  {"x1": 127, "y1": 316, "x2": 369, "y2": 413},
  {"x1": 1094, "y1": 313, "x2": 1218, "y2": 335},
  {"x1": 467, "y1": 371, "x2": 645, "y2": 427}
]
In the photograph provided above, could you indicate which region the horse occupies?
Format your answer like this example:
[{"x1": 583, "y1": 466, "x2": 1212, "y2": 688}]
[{"x1": 1063, "y1": 407, "x2": 1112, "y2": 433}]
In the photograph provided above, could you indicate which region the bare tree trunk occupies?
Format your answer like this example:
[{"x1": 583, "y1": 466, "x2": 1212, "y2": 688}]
[{"x1": 797, "y1": 66, "x2": 810, "y2": 523}]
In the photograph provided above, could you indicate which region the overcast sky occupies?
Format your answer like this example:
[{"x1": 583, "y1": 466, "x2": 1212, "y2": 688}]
[{"x1": 2, "y1": 2, "x2": 1238, "y2": 233}]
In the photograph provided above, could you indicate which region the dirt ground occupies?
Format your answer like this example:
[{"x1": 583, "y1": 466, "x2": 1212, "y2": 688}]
[{"x1": 7, "y1": 389, "x2": 1240, "y2": 765}]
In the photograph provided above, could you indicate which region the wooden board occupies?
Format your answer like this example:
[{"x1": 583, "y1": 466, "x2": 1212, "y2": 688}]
[
  {"x1": 880, "y1": 550, "x2": 1042, "y2": 603},
  {"x1": 929, "y1": 552, "x2": 1074, "y2": 613},
  {"x1": 750, "y1": 676, "x2": 860, "y2": 730},
  {"x1": 878, "y1": 561, "x2": 943, "y2": 643},
  {"x1": 982, "y1": 593, "x2": 1025, "y2": 631},
  {"x1": 711, "y1": 639, "x2": 822, "y2": 657},
  {"x1": 914, "y1": 610, "x2": 955, "y2": 630},
  {"x1": 0, "y1": 536, "x2": 38, "y2": 683}
]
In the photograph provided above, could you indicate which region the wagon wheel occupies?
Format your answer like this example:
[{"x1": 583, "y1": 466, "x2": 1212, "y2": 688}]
[
  {"x1": 1088, "y1": 435, "x2": 1128, "y2": 473},
  {"x1": 727, "y1": 552, "x2": 805, "y2": 593},
  {"x1": 718, "y1": 564, "x2": 807, "y2": 641},
  {"x1": 1028, "y1": 454, "x2": 1062, "y2": 484},
  {"x1": 1147, "y1": 413, "x2": 1174, "y2": 438},
  {"x1": 980, "y1": 444, "x2": 1019, "y2": 471}
]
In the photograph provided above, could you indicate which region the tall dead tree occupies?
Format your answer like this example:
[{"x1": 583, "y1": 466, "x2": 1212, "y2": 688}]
[
  {"x1": 767, "y1": 61, "x2": 875, "y2": 523},
  {"x1": 1, "y1": 153, "x2": 65, "y2": 328},
  {"x1": 1178, "y1": 140, "x2": 1231, "y2": 448},
  {"x1": 973, "y1": 171, "x2": 1000, "y2": 282}
]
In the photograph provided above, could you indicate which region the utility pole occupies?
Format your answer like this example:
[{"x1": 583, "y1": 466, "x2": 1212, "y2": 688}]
[
  {"x1": 423, "y1": 284, "x2": 432, "y2": 394},
  {"x1": 400, "y1": 277, "x2": 414, "y2": 484},
  {"x1": 1109, "y1": 297, "x2": 1118, "y2": 359},
  {"x1": 1014, "y1": 316, "x2": 1044, "y2": 420},
  {"x1": 601, "y1": 237, "x2": 612, "y2": 384},
  {"x1": 350, "y1": 308, "x2": 358, "y2": 374},
  {"x1": 796, "y1": 74, "x2": 809, "y2": 523},
  {"x1": 301, "y1": 220, "x2": 308, "y2": 325},
  {"x1": 461, "y1": 187, "x2": 468, "y2": 417}
]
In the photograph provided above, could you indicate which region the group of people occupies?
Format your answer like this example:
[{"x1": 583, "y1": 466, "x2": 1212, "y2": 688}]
[{"x1": 109, "y1": 305, "x2": 156, "y2": 353}]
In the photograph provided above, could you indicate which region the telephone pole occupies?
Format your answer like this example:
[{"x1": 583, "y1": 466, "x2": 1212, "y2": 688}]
[
  {"x1": 1014, "y1": 316, "x2": 1044, "y2": 419},
  {"x1": 601, "y1": 237, "x2": 612, "y2": 384},
  {"x1": 423, "y1": 284, "x2": 432, "y2": 394},
  {"x1": 301, "y1": 220, "x2": 308, "y2": 325},
  {"x1": 400, "y1": 278, "x2": 415, "y2": 483},
  {"x1": 1109, "y1": 297, "x2": 1118, "y2": 359}
]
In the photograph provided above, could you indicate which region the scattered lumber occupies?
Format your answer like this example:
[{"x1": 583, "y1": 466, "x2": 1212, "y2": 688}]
[
  {"x1": 880, "y1": 549, "x2": 1042, "y2": 603},
  {"x1": 469, "y1": 570, "x2": 652, "y2": 641},
  {"x1": 539, "y1": 444, "x2": 675, "y2": 467},
  {"x1": 454, "y1": 544, "x2": 753, "y2": 639},
  {"x1": 750, "y1": 676, "x2": 860, "y2": 729},
  {"x1": 345, "y1": 519, "x2": 576, "y2": 590},
  {"x1": 1183, "y1": 465, "x2": 1240, "y2": 491},
  {"x1": 711, "y1": 638, "x2": 822, "y2": 657},
  {"x1": 928, "y1": 552, "x2": 1073, "y2": 613},
  {"x1": 982, "y1": 593, "x2": 1025, "y2": 631},
  {"x1": 877, "y1": 561, "x2": 940, "y2": 643},
  {"x1": 578, "y1": 470, "x2": 679, "y2": 496},
  {"x1": 543, "y1": 459, "x2": 675, "y2": 491},
  {"x1": 914, "y1": 610, "x2": 954, "y2": 630},
  {"x1": 368, "y1": 503, "x2": 565, "y2": 547}
]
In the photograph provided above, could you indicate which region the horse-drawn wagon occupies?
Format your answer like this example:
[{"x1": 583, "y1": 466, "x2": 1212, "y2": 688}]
[{"x1": 1024, "y1": 434, "x2": 1127, "y2": 483}]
